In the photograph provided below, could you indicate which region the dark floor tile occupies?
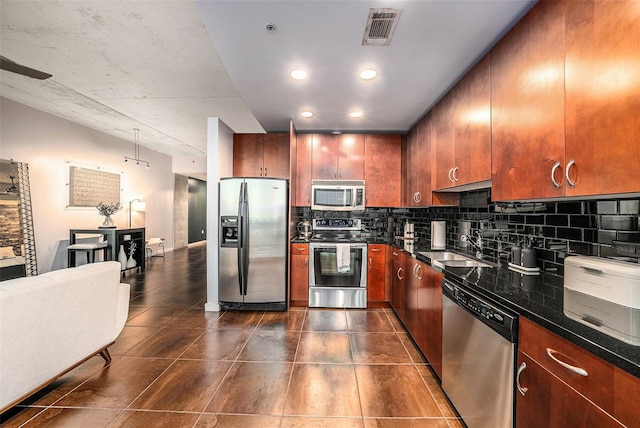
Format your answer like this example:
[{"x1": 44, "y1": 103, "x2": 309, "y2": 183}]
[
  {"x1": 238, "y1": 330, "x2": 300, "y2": 362},
  {"x1": 258, "y1": 310, "x2": 306, "y2": 331},
  {"x1": 167, "y1": 308, "x2": 221, "y2": 329},
  {"x1": 210, "y1": 311, "x2": 264, "y2": 330},
  {"x1": 124, "y1": 327, "x2": 203, "y2": 358},
  {"x1": 127, "y1": 305, "x2": 152, "y2": 320},
  {"x1": 296, "y1": 332, "x2": 352, "y2": 364},
  {"x1": 108, "y1": 410, "x2": 200, "y2": 427},
  {"x1": 363, "y1": 418, "x2": 451, "y2": 428},
  {"x1": 282, "y1": 416, "x2": 364, "y2": 428},
  {"x1": 415, "y1": 365, "x2": 457, "y2": 418},
  {"x1": 397, "y1": 332, "x2": 426, "y2": 364},
  {"x1": 284, "y1": 364, "x2": 361, "y2": 417},
  {"x1": 346, "y1": 311, "x2": 394, "y2": 332},
  {"x1": 109, "y1": 326, "x2": 157, "y2": 356},
  {"x1": 196, "y1": 414, "x2": 282, "y2": 427},
  {"x1": 125, "y1": 305, "x2": 187, "y2": 327},
  {"x1": 130, "y1": 360, "x2": 231, "y2": 411},
  {"x1": 181, "y1": 328, "x2": 251, "y2": 361},
  {"x1": 356, "y1": 365, "x2": 442, "y2": 418},
  {"x1": 206, "y1": 361, "x2": 292, "y2": 415},
  {"x1": 54, "y1": 357, "x2": 172, "y2": 408},
  {"x1": 303, "y1": 310, "x2": 348, "y2": 332},
  {"x1": 350, "y1": 333, "x2": 413, "y2": 364},
  {"x1": 18, "y1": 407, "x2": 121, "y2": 427}
]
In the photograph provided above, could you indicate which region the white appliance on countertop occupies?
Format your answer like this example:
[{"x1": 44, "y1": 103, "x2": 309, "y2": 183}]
[{"x1": 564, "y1": 255, "x2": 640, "y2": 345}]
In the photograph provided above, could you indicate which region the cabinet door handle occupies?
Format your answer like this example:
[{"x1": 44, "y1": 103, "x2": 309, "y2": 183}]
[
  {"x1": 413, "y1": 192, "x2": 418, "y2": 203},
  {"x1": 546, "y1": 348, "x2": 588, "y2": 377},
  {"x1": 371, "y1": 248, "x2": 382, "y2": 252},
  {"x1": 413, "y1": 264, "x2": 424, "y2": 280},
  {"x1": 335, "y1": 169, "x2": 338, "y2": 179},
  {"x1": 516, "y1": 362, "x2": 529, "y2": 396},
  {"x1": 565, "y1": 159, "x2": 576, "y2": 188},
  {"x1": 551, "y1": 161, "x2": 562, "y2": 189},
  {"x1": 448, "y1": 167, "x2": 454, "y2": 182},
  {"x1": 453, "y1": 166, "x2": 460, "y2": 182},
  {"x1": 369, "y1": 257, "x2": 372, "y2": 268},
  {"x1": 416, "y1": 192, "x2": 422, "y2": 203},
  {"x1": 397, "y1": 267, "x2": 404, "y2": 280},
  {"x1": 295, "y1": 247, "x2": 306, "y2": 251},
  {"x1": 259, "y1": 167, "x2": 263, "y2": 177},
  {"x1": 304, "y1": 257, "x2": 307, "y2": 266},
  {"x1": 264, "y1": 167, "x2": 268, "y2": 177},
  {"x1": 392, "y1": 251, "x2": 399, "y2": 256},
  {"x1": 338, "y1": 168, "x2": 341, "y2": 179}
]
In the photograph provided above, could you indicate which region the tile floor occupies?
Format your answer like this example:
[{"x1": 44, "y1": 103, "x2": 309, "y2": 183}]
[{"x1": 1, "y1": 243, "x2": 463, "y2": 427}]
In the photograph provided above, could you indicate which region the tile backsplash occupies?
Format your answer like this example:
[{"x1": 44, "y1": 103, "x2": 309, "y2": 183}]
[{"x1": 294, "y1": 189, "x2": 640, "y2": 277}]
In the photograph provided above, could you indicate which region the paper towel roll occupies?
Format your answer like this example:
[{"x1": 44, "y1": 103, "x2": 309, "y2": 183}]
[{"x1": 431, "y1": 221, "x2": 446, "y2": 250}]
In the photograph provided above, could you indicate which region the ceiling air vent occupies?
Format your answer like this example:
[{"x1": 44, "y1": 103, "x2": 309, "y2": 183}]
[{"x1": 362, "y1": 8, "x2": 403, "y2": 46}]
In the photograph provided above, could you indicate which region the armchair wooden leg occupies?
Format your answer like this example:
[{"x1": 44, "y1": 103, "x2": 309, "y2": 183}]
[{"x1": 99, "y1": 348, "x2": 112, "y2": 365}]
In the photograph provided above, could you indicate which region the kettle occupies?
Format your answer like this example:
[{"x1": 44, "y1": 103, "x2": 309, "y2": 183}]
[{"x1": 297, "y1": 221, "x2": 312, "y2": 239}]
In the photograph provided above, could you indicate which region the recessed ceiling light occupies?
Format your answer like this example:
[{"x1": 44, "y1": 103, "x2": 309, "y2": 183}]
[
  {"x1": 360, "y1": 68, "x2": 377, "y2": 80},
  {"x1": 290, "y1": 68, "x2": 307, "y2": 80},
  {"x1": 350, "y1": 111, "x2": 363, "y2": 118},
  {"x1": 301, "y1": 111, "x2": 314, "y2": 118}
]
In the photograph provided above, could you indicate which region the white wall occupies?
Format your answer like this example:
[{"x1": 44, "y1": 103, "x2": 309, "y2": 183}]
[
  {"x1": 205, "y1": 117, "x2": 233, "y2": 312},
  {"x1": 0, "y1": 97, "x2": 176, "y2": 273}
]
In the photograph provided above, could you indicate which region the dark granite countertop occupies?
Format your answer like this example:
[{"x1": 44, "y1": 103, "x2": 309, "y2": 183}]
[{"x1": 406, "y1": 246, "x2": 640, "y2": 378}]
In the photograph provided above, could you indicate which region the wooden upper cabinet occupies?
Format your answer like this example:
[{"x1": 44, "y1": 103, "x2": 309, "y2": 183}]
[
  {"x1": 564, "y1": 0, "x2": 640, "y2": 197},
  {"x1": 405, "y1": 113, "x2": 432, "y2": 206},
  {"x1": 312, "y1": 134, "x2": 364, "y2": 180},
  {"x1": 433, "y1": 91, "x2": 456, "y2": 190},
  {"x1": 453, "y1": 54, "x2": 491, "y2": 187},
  {"x1": 491, "y1": 0, "x2": 566, "y2": 201},
  {"x1": 263, "y1": 133, "x2": 290, "y2": 179},
  {"x1": 233, "y1": 134, "x2": 262, "y2": 177},
  {"x1": 295, "y1": 134, "x2": 313, "y2": 206},
  {"x1": 233, "y1": 133, "x2": 289, "y2": 178},
  {"x1": 364, "y1": 134, "x2": 401, "y2": 207},
  {"x1": 338, "y1": 134, "x2": 365, "y2": 179},
  {"x1": 311, "y1": 134, "x2": 339, "y2": 179}
]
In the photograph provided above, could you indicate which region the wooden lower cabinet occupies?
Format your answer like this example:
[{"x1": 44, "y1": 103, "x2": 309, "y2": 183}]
[
  {"x1": 390, "y1": 248, "x2": 405, "y2": 322},
  {"x1": 516, "y1": 352, "x2": 620, "y2": 428},
  {"x1": 390, "y1": 251, "x2": 443, "y2": 378},
  {"x1": 517, "y1": 318, "x2": 637, "y2": 427},
  {"x1": 290, "y1": 243, "x2": 309, "y2": 305},
  {"x1": 367, "y1": 244, "x2": 387, "y2": 303},
  {"x1": 417, "y1": 264, "x2": 443, "y2": 378}
]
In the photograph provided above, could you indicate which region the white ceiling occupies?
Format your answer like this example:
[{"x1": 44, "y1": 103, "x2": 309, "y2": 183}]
[{"x1": 0, "y1": 0, "x2": 536, "y2": 157}]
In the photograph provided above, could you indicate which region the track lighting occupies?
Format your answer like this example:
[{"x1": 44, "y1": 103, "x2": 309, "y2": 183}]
[{"x1": 123, "y1": 128, "x2": 151, "y2": 169}]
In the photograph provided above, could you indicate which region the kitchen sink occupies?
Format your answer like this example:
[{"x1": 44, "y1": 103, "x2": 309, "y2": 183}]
[
  {"x1": 418, "y1": 251, "x2": 472, "y2": 261},
  {"x1": 417, "y1": 251, "x2": 495, "y2": 269},
  {"x1": 436, "y1": 259, "x2": 494, "y2": 268}
]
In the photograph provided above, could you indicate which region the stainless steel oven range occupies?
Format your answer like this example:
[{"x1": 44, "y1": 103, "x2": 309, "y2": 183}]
[{"x1": 308, "y1": 218, "x2": 367, "y2": 309}]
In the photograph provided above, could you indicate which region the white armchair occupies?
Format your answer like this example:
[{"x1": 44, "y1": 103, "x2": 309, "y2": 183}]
[{"x1": 145, "y1": 237, "x2": 165, "y2": 259}]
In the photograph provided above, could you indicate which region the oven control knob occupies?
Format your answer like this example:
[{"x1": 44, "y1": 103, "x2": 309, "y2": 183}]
[{"x1": 347, "y1": 220, "x2": 353, "y2": 227}]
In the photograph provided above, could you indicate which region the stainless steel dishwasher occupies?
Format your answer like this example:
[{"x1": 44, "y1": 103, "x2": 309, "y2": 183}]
[{"x1": 442, "y1": 278, "x2": 518, "y2": 428}]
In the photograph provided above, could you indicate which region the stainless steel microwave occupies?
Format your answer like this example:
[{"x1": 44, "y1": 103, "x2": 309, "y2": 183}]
[{"x1": 311, "y1": 180, "x2": 365, "y2": 211}]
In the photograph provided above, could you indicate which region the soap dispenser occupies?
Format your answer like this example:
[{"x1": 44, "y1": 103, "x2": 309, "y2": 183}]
[
  {"x1": 521, "y1": 238, "x2": 537, "y2": 268},
  {"x1": 510, "y1": 241, "x2": 522, "y2": 266}
]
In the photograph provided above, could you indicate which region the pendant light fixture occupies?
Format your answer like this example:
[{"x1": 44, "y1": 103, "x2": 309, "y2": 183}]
[{"x1": 123, "y1": 128, "x2": 150, "y2": 169}]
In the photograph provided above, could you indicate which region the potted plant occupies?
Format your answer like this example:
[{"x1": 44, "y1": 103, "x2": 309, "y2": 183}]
[{"x1": 96, "y1": 201, "x2": 122, "y2": 228}]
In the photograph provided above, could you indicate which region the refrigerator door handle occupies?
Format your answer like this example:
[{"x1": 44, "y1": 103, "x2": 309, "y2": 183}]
[
  {"x1": 242, "y1": 181, "x2": 250, "y2": 295},
  {"x1": 237, "y1": 182, "x2": 245, "y2": 296}
]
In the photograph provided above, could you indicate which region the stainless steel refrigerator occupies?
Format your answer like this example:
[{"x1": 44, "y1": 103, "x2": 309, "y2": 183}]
[{"x1": 218, "y1": 177, "x2": 288, "y2": 311}]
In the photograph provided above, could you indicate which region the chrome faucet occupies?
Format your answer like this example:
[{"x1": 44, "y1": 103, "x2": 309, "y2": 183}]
[{"x1": 461, "y1": 230, "x2": 483, "y2": 259}]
